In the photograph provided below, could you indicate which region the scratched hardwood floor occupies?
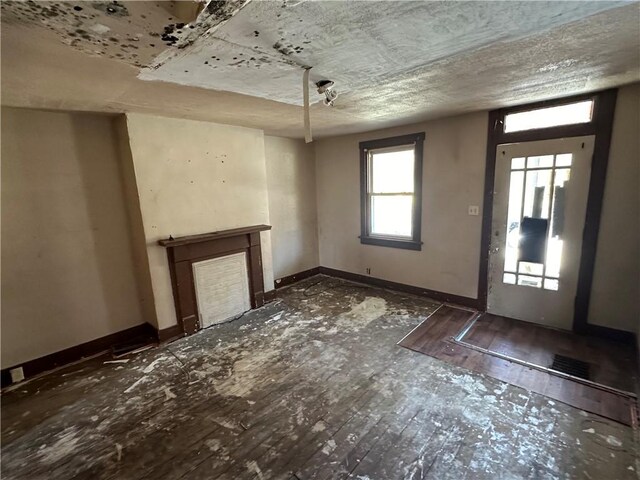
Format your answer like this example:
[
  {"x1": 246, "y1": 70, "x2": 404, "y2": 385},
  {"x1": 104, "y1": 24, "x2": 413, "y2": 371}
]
[{"x1": 1, "y1": 275, "x2": 637, "y2": 479}]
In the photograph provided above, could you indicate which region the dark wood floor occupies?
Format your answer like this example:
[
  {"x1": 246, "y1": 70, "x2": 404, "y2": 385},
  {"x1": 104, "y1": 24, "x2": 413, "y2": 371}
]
[
  {"x1": 398, "y1": 305, "x2": 637, "y2": 426},
  {"x1": 1, "y1": 276, "x2": 637, "y2": 479},
  {"x1": 460, "y1": 312, "x2": 638, "y2": 393}
]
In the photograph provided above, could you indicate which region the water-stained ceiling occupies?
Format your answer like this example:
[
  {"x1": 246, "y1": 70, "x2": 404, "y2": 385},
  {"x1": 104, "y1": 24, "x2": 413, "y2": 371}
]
[{"x1": 1, "y1": 0, "x2": 639, "y2": 137}]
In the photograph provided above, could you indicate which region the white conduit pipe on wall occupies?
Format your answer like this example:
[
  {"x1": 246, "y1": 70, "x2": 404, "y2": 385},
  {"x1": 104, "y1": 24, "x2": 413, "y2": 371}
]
[{"x1": 303, "y1": 67, "x2": 312, "y2": 143}]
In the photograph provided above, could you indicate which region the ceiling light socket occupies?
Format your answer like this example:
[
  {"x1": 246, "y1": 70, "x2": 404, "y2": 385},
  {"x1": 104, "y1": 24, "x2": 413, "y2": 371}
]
[
  {"x1": 316, "y1": 80, "x2": 338, "y2": 106},
  {"x1": 315, "y1": 80, "x2": 334, "y2": 93}
]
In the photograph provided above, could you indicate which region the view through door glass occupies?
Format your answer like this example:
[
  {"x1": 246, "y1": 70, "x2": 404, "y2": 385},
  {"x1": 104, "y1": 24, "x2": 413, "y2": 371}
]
[{"x1": 502, "y1": 153, "x2": 573, "y2": 291}]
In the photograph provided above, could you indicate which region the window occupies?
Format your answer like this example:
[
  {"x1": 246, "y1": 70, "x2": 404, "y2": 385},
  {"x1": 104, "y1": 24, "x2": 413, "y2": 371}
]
[
  {"x1": 360, "y1": 132, "x2": 424, "y2": 250},
  {"x1": 503, "y1": 99, "x2": 593, "y2": 133}
]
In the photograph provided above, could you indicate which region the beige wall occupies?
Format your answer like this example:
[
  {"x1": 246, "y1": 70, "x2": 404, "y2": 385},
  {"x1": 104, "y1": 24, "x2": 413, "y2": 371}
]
[
  {"x1": 114, "y1": 117, "x2": 159, "y2": 328},
  {"x1": 315, "y1": 85, "x2": 639, "y2": 332},
  {"x1": 265, "y1": 136, "x2": 319, "y2": 282},
  {"x1": 587, "y1": 84, "x2": 640, "y2": 333},
  {"x1": 1, "y1": 108, "x2": 145, "y2": 367},
  {"x1": 124, "y1": 113, "x2": 274, "y2": 330},
  {"x1": 315, "y1": 112, "x2": 488, "y2": 299},
  {"x1": 2, "y1": 84, "x2": 635, "y2": 367}
]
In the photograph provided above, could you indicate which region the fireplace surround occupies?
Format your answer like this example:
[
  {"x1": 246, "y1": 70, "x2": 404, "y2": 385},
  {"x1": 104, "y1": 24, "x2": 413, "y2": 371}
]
[{"x1": 158, "y1": 224, "x2": 272, "y2": 338}]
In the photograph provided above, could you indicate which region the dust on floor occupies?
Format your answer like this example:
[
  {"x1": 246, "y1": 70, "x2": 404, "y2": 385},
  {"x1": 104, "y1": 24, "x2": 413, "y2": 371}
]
[{"x1": 1, "y1": 276, "x2": 637, "y2": 479}]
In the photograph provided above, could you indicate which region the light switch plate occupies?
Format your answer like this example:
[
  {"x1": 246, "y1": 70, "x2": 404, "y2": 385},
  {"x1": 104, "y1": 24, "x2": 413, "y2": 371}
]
[{"x1": 468, "y1": 205, "x2": 480, "y2": 216}]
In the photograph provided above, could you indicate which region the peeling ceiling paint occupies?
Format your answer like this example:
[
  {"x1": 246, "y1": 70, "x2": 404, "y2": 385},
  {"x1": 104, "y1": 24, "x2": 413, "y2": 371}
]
[
  {"x1": 140, "y1": 0, "x2": 632, "y2": 105},
  {"x1": 1, "y1": 1, "x2": 639, "y2": 137},
  {"x1": 1, "y1": 1, "x2": 172, "y2": 67}
]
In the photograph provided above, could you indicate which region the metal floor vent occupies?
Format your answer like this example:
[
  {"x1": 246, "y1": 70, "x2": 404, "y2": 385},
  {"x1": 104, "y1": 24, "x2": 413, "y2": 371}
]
[{"x1": 550, "y1": 354, "x2": 590, "y2": 380}]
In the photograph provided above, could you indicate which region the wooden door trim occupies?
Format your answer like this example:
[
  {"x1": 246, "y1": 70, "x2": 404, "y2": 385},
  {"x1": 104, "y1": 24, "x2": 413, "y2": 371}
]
[{"x1": 478, "y1": 89, "x2": 619, "y2": 337}]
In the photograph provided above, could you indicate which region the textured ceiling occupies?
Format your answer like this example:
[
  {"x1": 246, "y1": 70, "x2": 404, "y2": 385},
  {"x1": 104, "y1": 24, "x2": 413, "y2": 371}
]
[
  {"x1": 1, "y1": 1, "x2": 639, "y2": 138},
  {"x1": 142, "y1": 1, "x2": 632, "y2": 105}
]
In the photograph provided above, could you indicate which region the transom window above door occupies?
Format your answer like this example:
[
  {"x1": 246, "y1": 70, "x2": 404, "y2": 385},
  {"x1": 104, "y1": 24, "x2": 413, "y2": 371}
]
[
  {"x1": 503, "y1": 99, "x2": 594, "y2": 133},
  {"x1": 359, "y1": 132, "x2": 425, "y2": 251}
]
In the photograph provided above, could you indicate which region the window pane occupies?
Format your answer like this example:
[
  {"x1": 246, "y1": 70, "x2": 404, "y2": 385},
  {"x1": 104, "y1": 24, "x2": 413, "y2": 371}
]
[
  {"x1": 504, "y1": 100, "x2": 593, "y2": 133},
  {"x1": 370, "y1": 148, "x2": 414, "y2": 193},
  {"x1": 370, "y1": 195, "x2": 413, "y2": 237},
  {"x1": 517, "y1": 275, "x2": 542, "y2": 288}
]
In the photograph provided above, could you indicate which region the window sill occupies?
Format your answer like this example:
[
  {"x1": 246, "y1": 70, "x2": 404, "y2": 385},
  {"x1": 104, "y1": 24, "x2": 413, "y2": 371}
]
[{"x1": 360, "y1": 236, "x2": 422, "y2": 251}]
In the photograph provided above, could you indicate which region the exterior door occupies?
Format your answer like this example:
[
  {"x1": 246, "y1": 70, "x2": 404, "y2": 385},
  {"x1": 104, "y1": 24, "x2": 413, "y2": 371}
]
[{"x1": 487, "y1": 136, "x2": 595, "y2": 330}]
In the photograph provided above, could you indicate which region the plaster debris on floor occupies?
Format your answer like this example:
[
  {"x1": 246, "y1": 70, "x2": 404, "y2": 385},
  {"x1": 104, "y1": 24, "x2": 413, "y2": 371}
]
[{"x1": 1, "y1": 276, "x2": 636, "y2": 480}]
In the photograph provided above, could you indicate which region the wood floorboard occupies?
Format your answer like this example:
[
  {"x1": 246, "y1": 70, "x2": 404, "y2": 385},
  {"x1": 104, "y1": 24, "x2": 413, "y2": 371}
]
[
  {"x1": 1, "y1": 276, "x2": 637, "y2": 480},
  {"x1": 398, "y1": 305, "x2": 636, "y2": 427},
  {"x1": 462, "y1": 313, "x2": 638, "y2": 393},
  {"x1": 213, "y1": 373, "x2": 378, "y2": 479}
]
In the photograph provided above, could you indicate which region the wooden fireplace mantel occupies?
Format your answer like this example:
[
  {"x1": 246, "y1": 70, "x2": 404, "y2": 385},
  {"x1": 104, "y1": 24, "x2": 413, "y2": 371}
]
[
  {"x1": 158, "y1": 224, "x2": 272, "y2": 338},
  {"x1": 158, "y1": 224, "x2": 271, "y2": 247}
]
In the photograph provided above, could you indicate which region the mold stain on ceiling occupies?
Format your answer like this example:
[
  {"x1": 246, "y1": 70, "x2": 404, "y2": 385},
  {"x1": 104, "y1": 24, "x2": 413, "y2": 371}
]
[
  {"x1": 139, "y1": 0, "x2": 633, "y2": 105},
  {"x1": 1, "y1": 1, "x2": 639, "y2": 137},
  {"x1": 4, "y1": 0, "x2": 634, "y2": 107},
  {"x1": 0, "y1": 0, "x2": 214, "y2": 67}
]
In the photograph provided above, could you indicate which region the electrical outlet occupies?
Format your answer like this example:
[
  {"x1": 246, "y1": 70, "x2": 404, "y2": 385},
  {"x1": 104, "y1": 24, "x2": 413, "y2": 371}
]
[
  {"x1": 366, "y1": 267, "x2": 371, "y2": 275},
  {"x1": 468, "y1": 205, "x2": 480, "y2": 216},
  {"x1": 10, "y1": 366, "x2": 24, "y2": 383}
]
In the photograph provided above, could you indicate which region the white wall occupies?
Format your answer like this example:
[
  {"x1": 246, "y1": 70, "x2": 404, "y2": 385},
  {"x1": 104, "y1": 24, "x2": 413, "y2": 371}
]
[
  {"x1": 123, "y1": 113, "x2": 274, "y2": 330},
  {"x1": 587, "y1": 84, "x2": 640, "y2": 333},
  {"x1": 1, "y1": 108, "x2": 146, "y2": 367},
  {"x1": 315, "y1": 112, "x2": 488, "y2": 300},
  {"x1": 265, "y1": 136, "x2": 319, "y2": 281}
]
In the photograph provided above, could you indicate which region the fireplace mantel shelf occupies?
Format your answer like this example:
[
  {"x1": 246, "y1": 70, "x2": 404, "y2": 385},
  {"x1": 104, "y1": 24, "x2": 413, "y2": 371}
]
[{"x1": 158, "y1": 224, "x2": 271, "y2": 248}]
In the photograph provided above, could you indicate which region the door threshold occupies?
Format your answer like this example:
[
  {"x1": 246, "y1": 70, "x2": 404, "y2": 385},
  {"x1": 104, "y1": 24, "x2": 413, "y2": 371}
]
[{"x1": 452, "y1": 314, "x2": 637, "y2": 399}]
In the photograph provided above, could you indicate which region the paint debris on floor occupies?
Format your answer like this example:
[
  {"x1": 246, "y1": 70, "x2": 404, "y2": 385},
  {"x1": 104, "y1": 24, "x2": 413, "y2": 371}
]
[{"x1": 1, "y1": 276, "x2": 637, "y2": 479}]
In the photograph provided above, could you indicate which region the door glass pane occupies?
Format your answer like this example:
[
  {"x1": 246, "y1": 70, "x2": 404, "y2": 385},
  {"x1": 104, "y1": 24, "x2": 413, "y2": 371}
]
[
  {"x1": 544, "y1": 278, "x2": 559, "y2": 291},
  {"x1": 503, "y1": 273, "x2": 516, "y2": 284},
  {"x1": 518, "y1": 262, "x2": 543, "y2": 276},
  {"x1": 504, "y1": 170, "x2": 524, "y2": 273},
  {"x1": 555, "y1": 153, "x2": 572, "y2": 167},
  {"x1": 370, "y1": 149, "x2": 414, "y2": 193},
  {"x1": 527, "y1": 155, "x2": 554, "y2": 169},
  {"x1": 523, "y1": 169, "x2": 552, "y2": 219},
  {"x1": 370, "y1": 195, "x2": 412, "y2": 237},
  {"x1": 546, "y1": 168, "x2": 571, "y2": 278},
  {"x1": 517, "y1": 275, "x2": 542, "y2": 288},
  {"x1": 511, "y1": 157, "x2": 525, "y2": 169},
  {"x1": 501, "y1": 151, "x2": 574, "y2": 291}
]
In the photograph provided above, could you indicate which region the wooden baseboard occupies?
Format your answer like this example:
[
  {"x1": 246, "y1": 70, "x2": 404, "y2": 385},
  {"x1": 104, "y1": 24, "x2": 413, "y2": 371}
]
[
  {"x1": 274, "y1": 267, "x2": 320, "y2": 289},
  {"x1": 1, "y1": 323, "x2": 157, "y2": 388},
  {"x1": 318, "y1": 266, "x2": 481, "y2": 310},
  {"x1": 157, "y1": 325, "x2": 185, "y2": 343},
  {"x1": 264, "y1": 290, "x2": 278, "y2": 302},
  {"x1": 582, "y1": 323, "x2": 636, "y2": 346}
]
